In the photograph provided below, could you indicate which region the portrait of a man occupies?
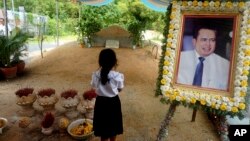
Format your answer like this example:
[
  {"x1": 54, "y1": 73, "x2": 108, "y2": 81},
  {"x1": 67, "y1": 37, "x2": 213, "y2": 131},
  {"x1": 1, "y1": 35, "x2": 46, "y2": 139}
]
[{"x1": 177, "y1": 16, "x2": 235, "y2": 91}]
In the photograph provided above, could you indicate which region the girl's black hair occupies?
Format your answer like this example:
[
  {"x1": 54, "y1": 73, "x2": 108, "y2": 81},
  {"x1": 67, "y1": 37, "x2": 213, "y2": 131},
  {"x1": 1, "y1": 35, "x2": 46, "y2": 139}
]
[{"x1": 98, "y1": 48, "x2": 117, "y2": 85}]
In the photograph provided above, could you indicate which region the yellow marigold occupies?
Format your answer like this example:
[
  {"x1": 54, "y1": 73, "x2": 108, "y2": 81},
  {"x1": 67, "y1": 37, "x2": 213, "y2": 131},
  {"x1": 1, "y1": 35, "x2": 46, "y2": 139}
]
[
  {"x1": 171, "y1": 7, "x2": 176, "y2": 12},
  {"x1": 247, "y1": 29, "x2": 250, "y2": 35},
  {"x1": 226, "y1": 2, "x2": 233, "y2": 8},
  {"x1": 203, "y1": 1, "x2": 209, "y2": 7},
  {"x1": 248, "y1": 20, "x2": 250, "y2": 24},
  {"x1": 229, "y1": 97, "x2": 234, "y2": 102},
  {"x1": 172, "y1": 0, "x2": 177, "y2": 5},
  {"x1": 169, "y1": 24, "x2": 174, "y2": 29},
  {"x1": 244, "y1": 49, "x2": 250, "y2": 56},
  {"x1": 200, "y1": 100, "x2": 206, "y2": 105},
  {"x1": 242, "y1": 69, "x2": 249, "y2": 76},
  {"x1": 240, "y1": 91, "x2": 246, "y2": 97},
  {"x1": 214, "y1": 95, "x2": 221, "y2": 100},
  {"x1": 231, "y1": 107, "x2": 239, "y2": 113},
  {"x1": 164, "y1": 93, "x2": 170, "y2": 98},
  {"x1": 190, "y1": 98, "x2": 196, "y2": 104},
  {"x1": 161, "y1": 79, "x2": 167, "y2": 85},
  {"x1": 239, "y1": 103, "x2": 246, "y2": 110},
  {"x1": 164, "y1": 60, "x2": 170, "y2": 66},
  {"x1": 165, "y1": 50, "x2": 171, "y2": 56},
  {"x1": 220, "y1": 104, "x2": 227, "y2": 111},
  {"x1": 173, "y1": 90, "x2": 179, "y2": 95},
  {"x1": 192, "y1": 0, "x2": 198, "y2": 6},
  {"x1": 167, "y1": 42, "x2": 172, "y2": 48},
  {"x1": 170, "y1": 14, "x2": 174, "y2": 20},
  {"x1": 168, "y1": 33, "x2": 173, "y2": 38},
  {"x1": 215, "y1": 1, "x2": 220, "y2": 7},
  {"x1": 170, "y1": 95, "x2": 176, "y2": 101},
  {"x1": 163, "y1": 70, "x2": 169, "y2": 75},
  {"x1": 241, "y1": 80, "x2": 248, "y2": 87},
  {"x1": 211, "y1": 102, "x2": 216, "y2": 108},
  {"x1": 182, "y1": 96, "x2": 186, "y2": 101},
  {"x1": 182, "y1": 1, "x2": 188, "y2": 6},
  {"x1": 245, "y1": 39, "x2": 250, "y2": 45},
  {"x1": 243, "y1": 60, "x2": 250, "y2": 67},
  {"x1": 238, "y1": 2, "x2": 245, "y2": 8}
]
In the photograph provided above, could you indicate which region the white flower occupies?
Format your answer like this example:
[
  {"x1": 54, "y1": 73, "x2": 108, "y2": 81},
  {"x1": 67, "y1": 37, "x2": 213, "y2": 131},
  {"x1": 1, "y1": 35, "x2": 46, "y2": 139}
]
[
  {"x1": 241, "y1": 87, "x2": 247, "y2": 92},
  {"x1": 228, "y1": 102, "x2": 234, "y2": 107},
  {"x1": 176, "y1": 96, "x2": 182, "y2": 101},
  {"x1": 161, "y1": 85, "x2": 169, "y2": 91},
  {"x1": 241, "y1": 75, "x2": 248, "y2": 80},
  {"x1": 215, "y1": 104, "x2": 220, "y2": 109},
  {"x1": 234, "y1": 80, "x2": 241, "y2": 86},
  {"x1": 222, "y1": 97, "x2": 229, "y2": 102},
  {"x1": 209, "y1": 1, "x2": 215, "y2": 7},
  {"x1": 234, "y1": 97, "x2": 241, "y2": 103},
  {"x1": 234, "y1": 91, "x2": 241, "y2": 97},
  {"x1": 216, "y1": 100, "x2": 222, "y2": 105},
  {"x1": 169, "y1": 29, "x2": 174, "y2": 34},
  {"x1": 234, "y1": 102, "x2": 240, "y2": 107},
  {"x1": 197, "y1": 1, "x2": 203, "y2": 7},
  {"x1": 227, "y1": 106, "x2": 232, "y2": 111},
  {"x1": 167, "y1": 38, "x2": 173, "y2": 43}
]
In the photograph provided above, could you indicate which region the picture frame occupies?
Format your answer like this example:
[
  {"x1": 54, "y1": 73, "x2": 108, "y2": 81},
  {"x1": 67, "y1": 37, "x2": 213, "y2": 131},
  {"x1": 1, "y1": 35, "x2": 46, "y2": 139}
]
[
  {"x1": 159, "y1": 1, "x2": 249, "y2": 116},
  {"x1": 175, "y1": 14, "x2": 238, "y2": 95}
]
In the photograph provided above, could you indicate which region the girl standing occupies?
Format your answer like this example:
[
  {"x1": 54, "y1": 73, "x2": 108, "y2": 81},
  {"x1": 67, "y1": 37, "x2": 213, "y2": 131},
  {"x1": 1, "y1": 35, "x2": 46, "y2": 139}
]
[{"x1": 91, "y1": 48, "x2": 124, "y2": 141}]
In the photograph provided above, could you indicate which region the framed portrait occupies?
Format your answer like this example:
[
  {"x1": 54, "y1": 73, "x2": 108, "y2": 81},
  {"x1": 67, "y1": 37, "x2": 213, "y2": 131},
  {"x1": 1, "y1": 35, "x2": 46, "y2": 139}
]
[
  {"x1": 175, "y1": 14, "x2": 238, "y2": 94},
  {"x1": 159, "y1": 1, "x2": 249, "y2": 116}
]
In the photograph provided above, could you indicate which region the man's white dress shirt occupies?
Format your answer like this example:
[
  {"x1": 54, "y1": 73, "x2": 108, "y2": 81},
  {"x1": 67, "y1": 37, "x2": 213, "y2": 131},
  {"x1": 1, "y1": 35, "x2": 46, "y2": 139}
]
[{"x1": 177, "y1": 50, "x2": 230, "y2": 90}]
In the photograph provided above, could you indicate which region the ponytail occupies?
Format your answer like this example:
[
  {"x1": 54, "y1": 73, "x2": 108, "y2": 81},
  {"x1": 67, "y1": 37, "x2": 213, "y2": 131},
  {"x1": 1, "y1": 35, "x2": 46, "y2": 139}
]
[{"x1": 98, "y1": 49, "x2": 117, "y2": 85}]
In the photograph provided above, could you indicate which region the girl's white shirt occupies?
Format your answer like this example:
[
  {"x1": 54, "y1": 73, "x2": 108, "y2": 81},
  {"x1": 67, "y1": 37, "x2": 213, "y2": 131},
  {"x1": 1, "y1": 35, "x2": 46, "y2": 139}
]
[{"x1": 91, "y1": 70, "x2": 124, "y2": 97}]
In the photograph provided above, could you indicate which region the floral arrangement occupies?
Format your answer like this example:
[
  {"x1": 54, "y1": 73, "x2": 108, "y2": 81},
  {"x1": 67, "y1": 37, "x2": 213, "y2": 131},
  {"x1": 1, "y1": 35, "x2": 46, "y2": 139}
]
[
  {"x1": 41, "y1": 112, "x2": 55, "y2": 128},
  {"x1": 61, "y1": 89, "x2": 78, "y2": 99},
  {"x1": 37, "y1": 88, "x2": 57, "y2": 106},
  {"x1": 60, "y1": 89, "x2": 79, "y2": 108},
  {"x1": 15, "y1": 87, "x2": 36, "y2": 105},
  {"x1": 15, "y1": 88, "x2": 34, "y2": 97},
  {"x1": 38, "y1": 88, "x2": 56, "y2": 97},
  {"x1": 156, "y1": 0, "x2": 250, "y2": 118},
  {"x1": 83, "y1": 89, "x2": 97, "y2": 100}
]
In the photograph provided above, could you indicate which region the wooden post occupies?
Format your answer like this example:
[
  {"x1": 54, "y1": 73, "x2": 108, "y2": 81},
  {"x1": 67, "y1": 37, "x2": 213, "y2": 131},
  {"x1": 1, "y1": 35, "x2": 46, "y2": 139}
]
[{"x1": 191, "y1": 109, "x2": 197, "y2": 122}]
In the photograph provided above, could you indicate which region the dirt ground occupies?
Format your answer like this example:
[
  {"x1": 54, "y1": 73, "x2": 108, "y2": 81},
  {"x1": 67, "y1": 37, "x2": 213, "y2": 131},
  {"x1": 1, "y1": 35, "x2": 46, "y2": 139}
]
[{"x1": 0, "y1": 41, "x2": 220, "y2": 141}]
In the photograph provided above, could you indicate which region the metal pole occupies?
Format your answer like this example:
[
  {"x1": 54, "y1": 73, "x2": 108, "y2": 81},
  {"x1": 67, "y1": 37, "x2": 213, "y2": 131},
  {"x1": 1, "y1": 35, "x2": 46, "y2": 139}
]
[
  {"x1": 3, "y1": 0, "x2": 8, "y2": 37},
  {"x1": 56, "y1": 0, "x2": 59, "y2": 47},
  {"x1": 11, "y1": 0, "x2": 14, "y2": 12},
  {"x1": 78, "y1": 0, "x2": 81, "y2": 40},
  {"x1": 11, "y1": 0, "x2": 16, "y2": 27}
]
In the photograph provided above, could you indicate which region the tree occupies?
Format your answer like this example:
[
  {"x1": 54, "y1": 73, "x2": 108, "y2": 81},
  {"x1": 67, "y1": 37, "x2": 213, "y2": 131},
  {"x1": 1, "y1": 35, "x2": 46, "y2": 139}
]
[{"x1": 78, "y1": 4, "x2": 121, "y2": 46}]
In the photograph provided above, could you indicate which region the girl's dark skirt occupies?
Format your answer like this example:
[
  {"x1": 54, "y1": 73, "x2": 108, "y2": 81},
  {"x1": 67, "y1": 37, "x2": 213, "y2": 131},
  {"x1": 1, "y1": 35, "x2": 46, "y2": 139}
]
[{"x1": 93, "y1": 95, "x2": 123, "y2": 138}]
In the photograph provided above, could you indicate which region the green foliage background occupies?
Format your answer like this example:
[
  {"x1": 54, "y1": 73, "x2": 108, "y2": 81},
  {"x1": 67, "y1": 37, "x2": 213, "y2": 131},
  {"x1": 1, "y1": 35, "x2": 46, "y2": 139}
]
[{"x1": 0, "y1": 0, "x2": 165, "y2": 37}]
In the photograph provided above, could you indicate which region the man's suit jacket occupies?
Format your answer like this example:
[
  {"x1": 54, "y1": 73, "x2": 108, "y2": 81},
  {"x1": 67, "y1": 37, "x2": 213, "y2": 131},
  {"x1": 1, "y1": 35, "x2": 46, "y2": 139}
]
[{"x1": 177, "y1": 50, "x2": 230, "y2": 90}]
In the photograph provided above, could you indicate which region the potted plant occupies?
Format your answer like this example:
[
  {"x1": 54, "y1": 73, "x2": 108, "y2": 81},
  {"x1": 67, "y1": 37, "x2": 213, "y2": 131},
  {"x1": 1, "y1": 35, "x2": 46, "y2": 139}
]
[
  {"x1": 0, "y1": 29, "x2": 29, "y2": 78},
  {"x1": 10, "y1": 29, "x2": 29, "y2": 74},
  {"x1": 41, "y1": 112, "x2": 55, "y2": 135}
]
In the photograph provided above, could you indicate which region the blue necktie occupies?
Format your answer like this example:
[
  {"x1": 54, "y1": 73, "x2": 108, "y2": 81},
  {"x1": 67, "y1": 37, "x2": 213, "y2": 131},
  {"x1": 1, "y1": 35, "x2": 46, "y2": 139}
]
[{"x1": 192, "y1": 57, "x2": 205, "y2": 86}]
